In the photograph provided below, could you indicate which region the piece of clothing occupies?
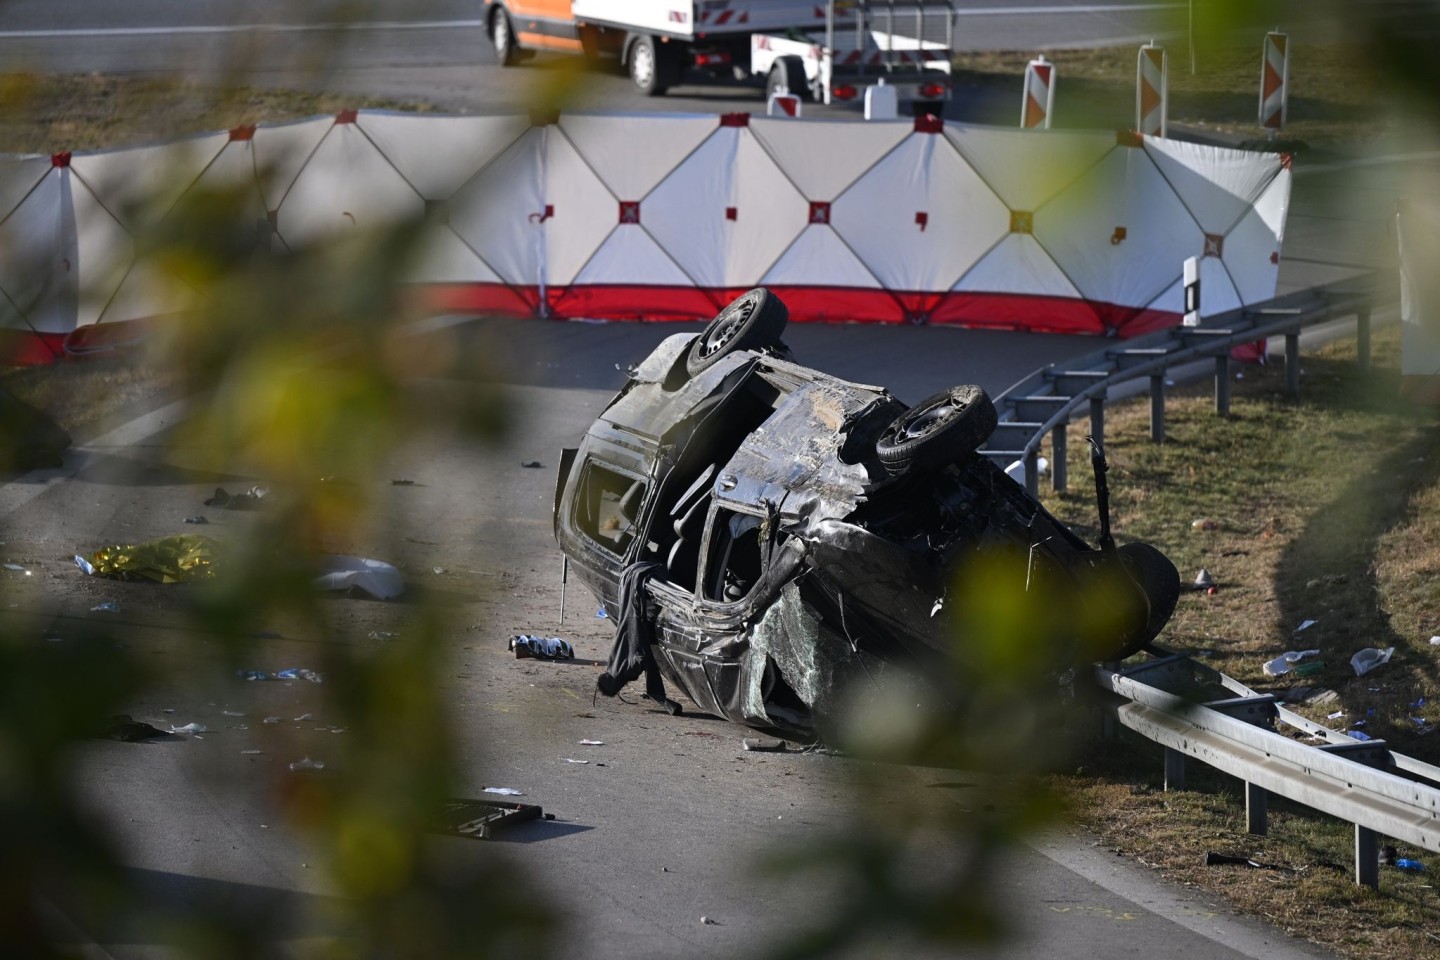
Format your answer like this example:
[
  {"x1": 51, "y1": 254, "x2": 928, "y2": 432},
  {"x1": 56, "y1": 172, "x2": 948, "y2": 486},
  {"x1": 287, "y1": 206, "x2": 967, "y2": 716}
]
[{"x1": 596, "y1": 561, "x2": 682, "y2": 715}]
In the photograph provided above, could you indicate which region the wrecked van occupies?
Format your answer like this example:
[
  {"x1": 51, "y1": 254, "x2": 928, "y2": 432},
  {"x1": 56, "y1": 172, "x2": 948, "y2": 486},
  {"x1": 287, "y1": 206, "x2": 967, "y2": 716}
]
[{"x1": 554, "y1": 288, "x2": 1179, "y2": 739}]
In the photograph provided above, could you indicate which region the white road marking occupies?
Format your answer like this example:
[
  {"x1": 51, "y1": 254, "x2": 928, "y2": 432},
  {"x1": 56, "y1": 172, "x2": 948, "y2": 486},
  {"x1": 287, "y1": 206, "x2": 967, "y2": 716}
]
[
  {"x1": 0, "y1": 398, "x2": 188, "y2": 521},
  {"x1": 954, "y1": 3, "x2": 1181, "y2": 14}
]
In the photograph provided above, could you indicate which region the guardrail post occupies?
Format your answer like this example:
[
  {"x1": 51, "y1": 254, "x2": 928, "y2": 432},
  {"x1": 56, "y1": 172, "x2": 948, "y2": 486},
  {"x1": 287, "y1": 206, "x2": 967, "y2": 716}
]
[
  {"x1": 1285, "y1": 332, "x2": 1300, "y2": 396},
  {"x1": 1357, "y1": 305, "x2": 1371, "y2": 372},
  {"x1": 1149, "y1": 375, "x2": 1165, "y2": 443},
  {"x1": 1214, "y1": 354, "x2": 1230, "y2": 416},
  {"x1": 1024, "y1": 448, "x2": 1038, "y2": 499},
  {"x1": 1163, "y1": 747, "x2": 1185, "y2": 791},
  {"x1": 1245, "y1": 782, "x2": 1268, "y2": 835},
  {"x1": 1355, "y1": 825, "x2": 1379, "y2": 889},
  {"x1": 1052, "y1": 421, "x2": 1067, "y2": 493},
  {"x1": 1089, "y1": 395, "x2": 1105, "y2": 449}
]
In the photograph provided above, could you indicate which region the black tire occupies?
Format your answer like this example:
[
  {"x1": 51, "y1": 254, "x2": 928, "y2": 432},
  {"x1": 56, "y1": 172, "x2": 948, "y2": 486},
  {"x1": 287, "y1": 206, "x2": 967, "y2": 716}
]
[
  {"x1": 685, "y1": 288, "x2": 789, "y2": 377},
  {"x1": 1112, "y1": 541, "x2": 1181, "y2": 659},
  {"x1": 876, "y1": 385, "x2": 997, "y2": 474},
  {"x1": 629, "y1": 35, "x2": 675, "y2": 96},
  {"x1": 491, "y1": 8, "x2": 519, "y2": 66},
  {"x1": 765, "y1": 55, "x2": 810, "y2": 102}
]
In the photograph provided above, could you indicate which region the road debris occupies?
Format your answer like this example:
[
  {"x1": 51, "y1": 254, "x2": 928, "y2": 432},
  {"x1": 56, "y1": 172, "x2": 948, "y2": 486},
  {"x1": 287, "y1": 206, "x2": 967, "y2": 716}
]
[
  {"x1": 314, "y1": 555, "x2": 404, "y2": 599},
  {"x1": 742, "y1": 737, "x2": 786, "y2": 752},
  {"x1": 509, "y1": 635, "x2": 575, "y2": 660},
  {"x1": 204, "y1": 486, "x2": 269, "y2": 509},
  {"x1": 1263, "y1": 649, "x2": 1321, "y2": 677},
  {"x1": 288, "y1": 757, "x2": 325, "y2": 771},
  {"x1": 75, "y1": 534, "x2": 221, "y2": 583},
  {"x1": 170, "y1": 722, "x2": 207, "y2": 735},
  {"x1": 431, "y1": 798, "x2": 547, "y2": 840},
  {"x1": 103, "y1": 715, "x2": 167, "y2": 741},
  {"x1": 482, "y1": 786, "x2": 524, "y2": 796},
  {"x1": 1351, "y1": 646, "x2": 1395, "y2": 676},
  {"x1": 183, "y1": 516, "x2": 208, "y2": 525}
]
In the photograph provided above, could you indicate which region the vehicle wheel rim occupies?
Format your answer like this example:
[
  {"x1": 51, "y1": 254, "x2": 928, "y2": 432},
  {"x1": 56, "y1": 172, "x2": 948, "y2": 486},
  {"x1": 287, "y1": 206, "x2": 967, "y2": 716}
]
[
  {"x1": 895, "y1": 400, "x2": 961, "y2": 442},
  {"x1": 699, "y1": 300, "x2": 754, "y2": 357},
  {"x1": 633, "y1": 44, "x2": 654, "y2": 88},
  {"x1": 495, "y1": 16, "x2": 509, "y2": 56}
]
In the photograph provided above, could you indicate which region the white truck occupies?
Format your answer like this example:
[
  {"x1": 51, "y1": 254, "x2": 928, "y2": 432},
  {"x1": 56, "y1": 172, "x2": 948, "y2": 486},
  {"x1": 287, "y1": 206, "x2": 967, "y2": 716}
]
[{"x1": 482, "y1": 0, "x2": 956, "y2": 108}]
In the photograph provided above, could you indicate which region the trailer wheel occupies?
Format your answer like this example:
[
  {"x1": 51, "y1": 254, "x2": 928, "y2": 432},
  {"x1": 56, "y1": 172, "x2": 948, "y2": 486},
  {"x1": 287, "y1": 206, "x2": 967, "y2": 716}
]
[
  {"x1": 876, "y1": 385, "x2": 997, "y2": 474},
  {"x1": 765, "y1": 55, "x2": 810, "y2": 102},
  {"x1": 491, "y1": 7, "x2": 519, "y2": 66},
  {"x1": 629, "y1": 35, "x2": 675, "y2": 96},
  {"x1": 686, "y1": 287, "x2": 789, "y2": 377}
]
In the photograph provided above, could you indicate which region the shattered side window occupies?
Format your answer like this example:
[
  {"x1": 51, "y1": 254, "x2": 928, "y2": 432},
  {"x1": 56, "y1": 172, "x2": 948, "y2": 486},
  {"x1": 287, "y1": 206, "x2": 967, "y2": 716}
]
[
  {"x1": 573, "y1": 462, "x2": 645, "y2": 555},
  {"x1": 703, "y1": 508, "x2": 765, "y2": 603}
]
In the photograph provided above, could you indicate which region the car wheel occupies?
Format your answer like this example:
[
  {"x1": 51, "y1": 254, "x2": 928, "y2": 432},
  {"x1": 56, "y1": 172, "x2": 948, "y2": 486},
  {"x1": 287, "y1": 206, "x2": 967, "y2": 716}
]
[
  {"x1": 1110, "y1": 541, "x2": 1181, "y2": 659},
  {"x1": 629, "y1": 35, "x2": 674, "y2": 95},
  {"x1": 765, "y1": 55, "x2": 810, "y2": 102},
  {"x1": 876, "y1": 384, "x2": 997, "y2": 474},
  {"x1": 685, "y1": 288, "x2": 790, "y2": 377},
  {"x1": 492, "y1": 8, "x2": 519, "y2": 66}
]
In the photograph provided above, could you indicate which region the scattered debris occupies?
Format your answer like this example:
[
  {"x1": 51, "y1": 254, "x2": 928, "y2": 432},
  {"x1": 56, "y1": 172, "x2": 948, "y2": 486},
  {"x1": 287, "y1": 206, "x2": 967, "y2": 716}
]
[
  {"x1": 204, "y1": 486, "x2": 269, "y2": 509},
  {"x1": 1351, "y1": 646, "x2": 1395, "y2": 677},
  {"x1": 289, "y1": 757, "x2": 325, "y2": 771},
  {"x1": 743, "y1": 737, "x2": 786, "y2": 752},
  {"x1": 222, "y1": 710, "x2": 245, "y2": 717},
  {"x1": 1263, "y1": 649, "x2": 1321, "y2": 677},
  {"x1": 1396, "y1": 858, "x2": 1427, "y2": 872},
  {"x1": 314, "y1": 555, "x2": 404, "y2": 600},
  {"x1": 520, "y1": 461, "x2": 543, "y2": 469},
  {"x1": 579, "y1": 739, "x2": 604, "y2": 746},
  {"x1": 237, "y1": 668, "x2": 322, "y2": 683},
  {"x1": 170, "y1": 722, "x2": 207, "y2": 735},
  {"x1": 3, "y1": 562, "x2": 28, "y2": 574},
  {"x1": 1295, "y1": 619, "x2": 1318, "y2": 634},
  {"x1": 263, "y1": 716, "x2": 281, "y2": 724},
  {"x1": 391, "y1": 478, "x2": 415, "y2": 485},
  {"x1": 482, "y1": 786, "x2": 524, "y2": 796},
  {"x1": 104, "y1": 715, "x2": 167, "y2": 741},
  {"x1": 563, "y1": 758, "x2": 589, "y2": 764},
  {"x1": 368, "y1": 631, "x2": 399, "y2": 641},
  {"x1": 509, "y1": 635, "x2": 575, "y2": 660},
  {"x1": 700, "y1": 917, "x2": 717, "y2": 926},
  {"x1": 1191, "y1": 518, "x2": 1220, "y2": 531},
  {"x1": 1192, "y1": 568, "x2": 1215, "y2": 590},
  {"x1": 90, "y1": 600, "x2": 119, "y2": 613},
  {"x1": 183, "y1": 516, "x2": 208, "y2": 525},
  {"x1": 1327, "y1": 711, "x2": 1344, "y2": 721},
  {"x1": 1350, "y1": 730, "x2": 1373, "y2": 742},
  {"x1": 1431, "y1": 636, "x2": 1440, "y2": 646},
  {"x1": 595, "y1": 608, "x2": 608, "y2": 619},
  {"x1": 294, "y1": 713, "x2": 313, "y2": 721},
  {"x1": 431, "y1": 798, "x2": 545, "y2": 839},
  {"x1": 1204, "y1": 851, "x2": 1292, "y2": 872},
  {"x1": 241, "y1": 750, "x2": 263, "y2": 756}
]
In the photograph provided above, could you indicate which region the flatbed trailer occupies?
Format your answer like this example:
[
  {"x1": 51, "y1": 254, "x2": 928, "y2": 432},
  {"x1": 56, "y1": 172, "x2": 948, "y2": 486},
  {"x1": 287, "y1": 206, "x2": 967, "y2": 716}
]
[{"x1": 482, "y1": 0, "x2": 954, "y2": 106}]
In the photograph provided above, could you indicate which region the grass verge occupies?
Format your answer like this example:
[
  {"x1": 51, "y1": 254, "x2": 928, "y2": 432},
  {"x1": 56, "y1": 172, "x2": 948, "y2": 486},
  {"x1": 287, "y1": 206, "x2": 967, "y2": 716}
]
[{"x1": 1043, "y1": 324, "x2": 1440, "y2": 959}]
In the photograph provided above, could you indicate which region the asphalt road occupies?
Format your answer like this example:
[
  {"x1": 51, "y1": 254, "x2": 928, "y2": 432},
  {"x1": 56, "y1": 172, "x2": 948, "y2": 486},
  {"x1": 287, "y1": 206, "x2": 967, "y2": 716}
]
[{"x1": 1, "y1": 2, "x2": 1424, "y2": 957}]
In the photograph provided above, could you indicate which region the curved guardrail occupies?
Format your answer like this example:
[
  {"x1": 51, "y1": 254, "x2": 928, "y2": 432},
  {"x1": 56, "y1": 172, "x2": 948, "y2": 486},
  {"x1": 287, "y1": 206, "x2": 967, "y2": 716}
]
[
  {"x1": 983, "y1": 271, "x2": 1398, "y2": 496},
  {"x1": 1095, "y1": 648, "x2": 1440, "y2": 889}
]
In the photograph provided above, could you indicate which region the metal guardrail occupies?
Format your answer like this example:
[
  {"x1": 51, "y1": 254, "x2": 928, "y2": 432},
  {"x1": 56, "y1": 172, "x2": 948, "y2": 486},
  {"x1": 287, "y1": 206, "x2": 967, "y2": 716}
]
[
  {"x1": 1096, "y1": 650, "x2": 1440, "y2": 889},
  {"x1": 983, "y1": 271, "x2": 1399, "y2": 496}
]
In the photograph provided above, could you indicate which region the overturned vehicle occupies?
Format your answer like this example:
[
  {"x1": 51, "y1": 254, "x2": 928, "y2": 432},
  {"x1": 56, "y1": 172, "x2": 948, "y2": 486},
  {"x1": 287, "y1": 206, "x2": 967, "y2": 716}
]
[{"x1": 554, "y1": 289, "x2": 1179, "y2": 740}]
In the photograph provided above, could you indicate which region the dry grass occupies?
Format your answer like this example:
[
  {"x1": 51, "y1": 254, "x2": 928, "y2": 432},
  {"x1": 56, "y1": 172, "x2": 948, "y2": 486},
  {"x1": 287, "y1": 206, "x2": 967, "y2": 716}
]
[
  {"x1": 0, "y1": 73, "x2": 437, "y2": 154},
  {"x1": 952, "y1": 42, "x2": 1394, "y2": 149},
  {"x1": 1041, "y1": 325, "x2": 1440, "y2": 958}
]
